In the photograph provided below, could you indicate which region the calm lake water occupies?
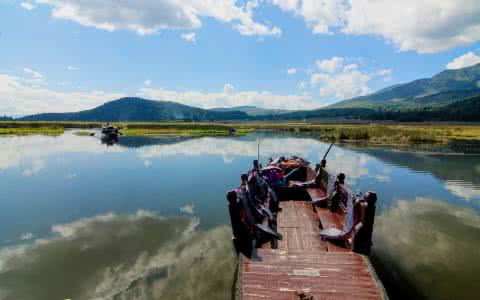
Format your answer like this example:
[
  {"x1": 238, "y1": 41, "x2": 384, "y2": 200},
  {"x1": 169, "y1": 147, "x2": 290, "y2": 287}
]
[{"x1": 0, "y1": 131, "x2": 479, "y2": 300}]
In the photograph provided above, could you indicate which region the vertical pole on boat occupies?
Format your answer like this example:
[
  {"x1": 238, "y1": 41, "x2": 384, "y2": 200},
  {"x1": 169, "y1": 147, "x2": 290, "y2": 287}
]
[
  {"x1": 354, "y1": 192, "x2": 377, "y2": 255},
  {"x1": 322, "y1": 141, "x2": 335, "y2": 161},
  {"x1": 257, "y1": 138, "x2": 260, "y2": 163}
]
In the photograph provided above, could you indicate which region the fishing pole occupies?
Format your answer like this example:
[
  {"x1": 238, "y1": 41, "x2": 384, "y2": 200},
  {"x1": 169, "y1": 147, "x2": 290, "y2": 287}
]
[
  {"x1": 257, "y1": 138, "x2": 260, "y2": 162},
  {"x1": 322, "y1": 141, "x2": 335, "y2": 161}
]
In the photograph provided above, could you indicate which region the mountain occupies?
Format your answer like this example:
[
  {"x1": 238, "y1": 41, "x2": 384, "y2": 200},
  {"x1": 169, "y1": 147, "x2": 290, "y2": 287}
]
[
  {"x1": 20, "y1": 97, "x2": 248, "y2": 122},
  {"x1": 272, "y1": 94, "x2": 480, "y2": 122},
  {"x1": 330, "y1": 63, "x2": 480, "y2": 110},
  {"x1": 210, "y1": 106, "x2": 291, "y2": 116}
]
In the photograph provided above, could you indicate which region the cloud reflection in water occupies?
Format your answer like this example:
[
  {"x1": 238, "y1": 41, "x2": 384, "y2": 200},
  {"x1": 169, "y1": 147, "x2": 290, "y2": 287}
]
[
  {"x1": 373, "y1": 198, "x2": 480, "y2": 299},
  {"x1": 0, "y1": 211, "x2": 236, "y2": 300}
]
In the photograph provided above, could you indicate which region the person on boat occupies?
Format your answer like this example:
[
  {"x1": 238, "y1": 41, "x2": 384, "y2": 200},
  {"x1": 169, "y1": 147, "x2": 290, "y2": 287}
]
[
  {"x1": 314, "y1": 159, "x2": 327, "y2": 187},
  {"x1": 311, "y1": 173, "x2": 345, "y2": 212}
]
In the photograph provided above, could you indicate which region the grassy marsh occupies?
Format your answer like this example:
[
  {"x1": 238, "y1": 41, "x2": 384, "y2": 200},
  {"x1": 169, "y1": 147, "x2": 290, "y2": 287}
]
[
  {"x1": 0, "y1": 126, "x2": 64, "y2": 135},
  {"x1": 1, "y1": 121, "x2": 479, "y2": 144}
]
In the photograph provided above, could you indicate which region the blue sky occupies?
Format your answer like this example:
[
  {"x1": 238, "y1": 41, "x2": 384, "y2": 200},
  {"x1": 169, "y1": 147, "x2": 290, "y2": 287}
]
[{"x1": 1, "y1": 0, "x2": 480, "y2": 115}]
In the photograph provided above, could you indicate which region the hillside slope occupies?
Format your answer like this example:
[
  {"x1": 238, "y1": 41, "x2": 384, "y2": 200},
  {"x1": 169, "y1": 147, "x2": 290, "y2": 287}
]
[
  {"x1": 21, "y1": 97, "x2": 248, "y2": 122},
  {"x1": 330, "y1": 63, "x2": 480, "y2": 110}
]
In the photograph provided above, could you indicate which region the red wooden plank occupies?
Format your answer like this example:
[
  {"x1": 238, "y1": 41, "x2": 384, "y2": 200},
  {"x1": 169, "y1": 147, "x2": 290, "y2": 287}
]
[{"x1": 238, "y1": 200, "x2": 385, "y2": 300}]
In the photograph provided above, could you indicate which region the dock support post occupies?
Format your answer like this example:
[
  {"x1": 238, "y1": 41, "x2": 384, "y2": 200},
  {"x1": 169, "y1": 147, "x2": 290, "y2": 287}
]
[{"x1": 354, "y1": 192, "x2": 377, "y2": 255}]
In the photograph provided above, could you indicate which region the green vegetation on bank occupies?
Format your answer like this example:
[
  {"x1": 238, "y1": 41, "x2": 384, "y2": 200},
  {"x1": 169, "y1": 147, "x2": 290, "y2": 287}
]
[
  {"x1": 1, "y1": 121, "x2": 480, "y2": 144},
  {"x1": 0, "y1": 126, "x2": 64, "y2": 135},
  {"x1": 122, "y1": 128, "x2": 252, "y2": 137}
]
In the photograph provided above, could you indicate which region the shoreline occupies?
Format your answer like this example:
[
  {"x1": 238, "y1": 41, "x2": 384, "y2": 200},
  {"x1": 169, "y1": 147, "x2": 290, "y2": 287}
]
[{"x1": 1, "y1": 121, "x2": 480, "y2": 145}]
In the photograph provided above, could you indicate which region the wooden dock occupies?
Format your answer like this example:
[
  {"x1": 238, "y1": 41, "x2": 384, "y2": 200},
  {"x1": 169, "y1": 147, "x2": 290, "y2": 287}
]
[{"x1": 236, "y1": 200, "x2": 387, "y2": 300}]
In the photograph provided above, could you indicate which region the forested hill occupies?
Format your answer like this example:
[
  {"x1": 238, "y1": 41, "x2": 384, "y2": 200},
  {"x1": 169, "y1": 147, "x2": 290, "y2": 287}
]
[
  {"x1": 20, "y1": 97, "x2": 248, "y2": 122},
  {"x1": 329, "y1": 63, "x2": 480, "y2": 110},
  {"x1": 266, "y1": 94, "x2": 480, "y2": 122}
]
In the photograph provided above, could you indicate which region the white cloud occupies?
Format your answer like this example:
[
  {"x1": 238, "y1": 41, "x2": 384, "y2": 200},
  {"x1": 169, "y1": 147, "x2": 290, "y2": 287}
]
[
  {"x1": 272, "y1": 0, "x2": 345, "y2": 34},
  {"x1": 344, "y1": 0, "x2": 480, "y2": 53},
  {"x1": 23, "y1": 67, "x2": 46, "y2": 85},
  {"x1": 446, "y1": 52, "x2": 480, "y2": 69},
  {"x1": 143, "y1": 79, "x2": 152, "y2": 87},
  {"x1": 272, "y1": 0, "x2": 480, "y2": 53},
  {"x1": 376, "y1": 68, "x2": 392, "y2": 77},
  {"x1": 66, "y1": 66, "x2": 78, "y2": 71},
  {"x1": 35, "y1": 0, "x2": 281, "y2": 37},
  {"x1": 376, "y1": 68, "x2": 392, "y2": 82},
  {"x1": 316, "y1": 56, "x2": 343, "y2": 73},
  {"x1": 20, "y1": 2, "x2": 36, "y2": 10},
  {"x1": 297, "y1": 81, "x2": 306, "y2": 90},
  {"x1": 310, "y1": 57, "x2": 372, "y2": 100},
  {"x1": 139, "y1": 85, "x2": 317, "y2": 110},
  {"x1": 223, "y1": 83, "x2": 235, "y2": 94},
  {"x1": 0, "y1": 73, "x2": 125, "y2": 116},
  {"x1": 181, "y1": 32, "x2": 196, "y2": 42},
  {"x1": 287, "y1": 68, "x2": 297, "y2": 75}
]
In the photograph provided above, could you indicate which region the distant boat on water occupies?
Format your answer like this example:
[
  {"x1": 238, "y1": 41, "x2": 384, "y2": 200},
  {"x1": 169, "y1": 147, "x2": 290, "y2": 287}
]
[{"x1": 101, "y1": 124, "x2": 120, "y2": 138}]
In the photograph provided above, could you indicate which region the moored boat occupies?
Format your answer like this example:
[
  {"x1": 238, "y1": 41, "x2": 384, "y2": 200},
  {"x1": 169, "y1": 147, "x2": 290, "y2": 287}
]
[
  {"x1": 227, "y1": 154, "x2": 386, "y2": 299},
  {"x1": 101, "y1": 124, "x2": 120, "y2": 138}
]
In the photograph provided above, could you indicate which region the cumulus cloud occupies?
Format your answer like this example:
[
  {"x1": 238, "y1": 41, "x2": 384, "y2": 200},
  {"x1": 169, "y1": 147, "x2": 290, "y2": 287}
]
[
  {"x1": 66, "y1": 66, "x2": 78, "y2": 71},
  {"x1": 223, "y1": 83, "x2": 235, "y2": 94},
  {"x1": 143, "y1": 79, "x2": 152, "y2": 87},
  {"x1": 344, "y1": 0, "x2": 480, "y2": 53},
  {"x1": 181, "y1": 31, "x2": 196, "y2": 43},
  {"x1": 272, "y1": 0, "x2": 346, "y2": 34},
  {"x1": 20, "y1": 2, "x2": 36, "y2": 10},
  {"x1": 0, "y1": 73, "x2": 126, "y2": 116},
  {"x1": 272, "y1": 0, "x2": 480, "y2": 53},
  {"x1": 310, "y1": 57, "x2": 372, "y2": 100},
  {"x1": 316, "y1": 56, "x2": 343, "y2": 73},
  {"x1": 446, "y1": 51, "x2": 480, "y2": 69},
  {"x1": 287, "y1": 68, "x2": 297, "y2": 75},
  {"x1": 34, "y1": 0, "x2": 281, "y2": 37},
  {"x1": 138, "y1": 85, "x2": 317, "y2": 110},
  {"x1": 22, "y1": 67, "x2": 46, "y2": 86},
  {"x1": 0, "y1": 211, "x2": 236, "y2": 300}
]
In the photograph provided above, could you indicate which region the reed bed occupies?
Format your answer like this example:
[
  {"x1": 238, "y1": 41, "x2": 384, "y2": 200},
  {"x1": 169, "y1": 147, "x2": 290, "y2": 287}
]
[{"x1": 1, "y1": 121, "x2": 479, "y2": 144}]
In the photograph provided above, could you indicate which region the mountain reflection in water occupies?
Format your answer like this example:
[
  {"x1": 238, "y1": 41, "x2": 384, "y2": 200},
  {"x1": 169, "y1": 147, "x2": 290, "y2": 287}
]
[{"x1": 0, "y1": 131, "x2": 479, "y2": 299}]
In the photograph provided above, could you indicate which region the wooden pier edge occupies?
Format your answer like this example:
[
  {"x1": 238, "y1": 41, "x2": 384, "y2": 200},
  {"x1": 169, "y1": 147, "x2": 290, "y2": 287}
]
[
  {"x1": 362, "y1": 254, "x2": 389, "y2": 300},
  {"x1": 233, "y1": 252, "x2": 243, "y2": 300}
]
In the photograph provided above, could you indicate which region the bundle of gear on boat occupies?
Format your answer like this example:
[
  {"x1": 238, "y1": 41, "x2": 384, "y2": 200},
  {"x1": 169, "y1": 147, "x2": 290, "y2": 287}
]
[{"x1": 227, "y1": 153, "x2": 377, "y2": 256}]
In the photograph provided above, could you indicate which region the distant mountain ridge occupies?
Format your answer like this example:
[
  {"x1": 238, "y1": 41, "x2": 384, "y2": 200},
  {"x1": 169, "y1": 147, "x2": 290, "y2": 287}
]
[
  {"x1": 20, "y1": 97, "x2": 248, "y2": 122},
  {"x1": 330, "y1": 63, "x2": 480, "y2": 110},
  {"x1": 14, "y1": 64, "x2": 480, "y2": 123}
]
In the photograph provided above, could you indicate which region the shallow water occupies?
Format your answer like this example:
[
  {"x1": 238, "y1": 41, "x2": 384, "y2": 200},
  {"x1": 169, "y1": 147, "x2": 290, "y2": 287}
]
[{"x1": 0, "y1": 131, "x2": 479, "y2": 299}]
